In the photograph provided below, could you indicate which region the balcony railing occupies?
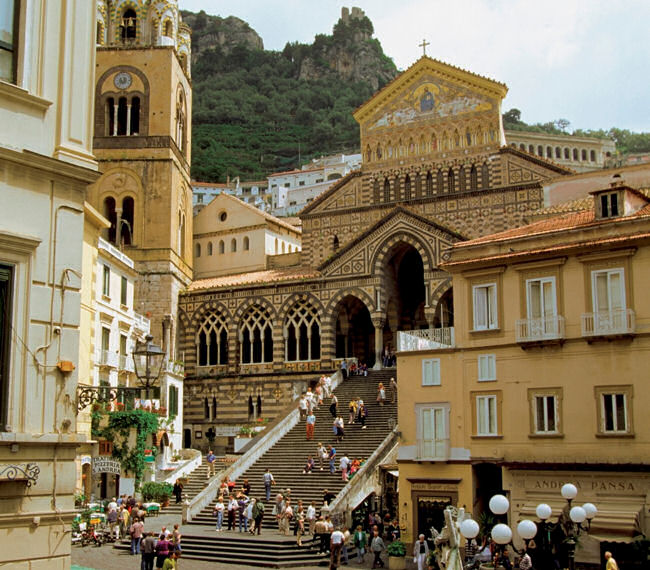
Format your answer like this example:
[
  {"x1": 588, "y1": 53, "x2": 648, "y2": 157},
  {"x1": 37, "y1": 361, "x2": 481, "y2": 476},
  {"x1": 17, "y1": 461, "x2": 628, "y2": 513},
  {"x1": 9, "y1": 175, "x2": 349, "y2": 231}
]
[
  {"x1": 98, "y1": 350, "x2": 119, "y2": 368},
  {"x1": 166, "y1": 360, "x2": 184, "y2": 376},
  {"x1": 516, "y1": 315, "x2": 565, "y2": 343},
  {"x1": 119, "y1": 355, "x2": 135, "y2": 372},
  {"x1": 581, "y1": 309, "x2": 635, "y2": 337},
  {"x1": 397, "y1": 327, "x2": 455, "y2": 352},
  {"x1": 133, "y1": 312, "x2": 150, "y2": 334}
]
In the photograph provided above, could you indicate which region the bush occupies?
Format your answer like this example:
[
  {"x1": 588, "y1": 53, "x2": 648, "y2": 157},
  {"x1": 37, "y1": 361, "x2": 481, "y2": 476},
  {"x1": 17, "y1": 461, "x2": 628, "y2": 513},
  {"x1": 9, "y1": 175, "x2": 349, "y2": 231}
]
[
  {"x1": 387, "y1": 540, "x2": 407, "y2": 557},
  {"x1": 141, "y1": 481, "x2": 173, "y2": 503}
]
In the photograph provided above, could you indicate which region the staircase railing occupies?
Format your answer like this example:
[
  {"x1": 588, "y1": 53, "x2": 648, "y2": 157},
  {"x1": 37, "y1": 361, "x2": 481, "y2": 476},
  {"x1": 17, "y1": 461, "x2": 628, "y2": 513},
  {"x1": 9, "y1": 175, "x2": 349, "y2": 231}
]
[
  {"x1": 157, "y1": 448, "x2": 202, "y2": 484},
  {"x1": 184, "y1": 371, "x2": 342, "y2": 522},
  {"x1": 325, "y1": 426, "x2": 399, "y2": 528}
]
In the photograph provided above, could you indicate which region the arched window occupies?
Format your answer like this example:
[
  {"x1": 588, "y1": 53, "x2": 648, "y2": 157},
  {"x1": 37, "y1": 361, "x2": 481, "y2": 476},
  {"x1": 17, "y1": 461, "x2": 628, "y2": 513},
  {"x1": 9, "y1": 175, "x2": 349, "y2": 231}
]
[
  {"x1": 176, "y1": 89, "x2": 186, "y2": 155},
  {"x1": 555, "y1": 147, "x2": 562, "y2": 159},
  {"x1": 546, "y1": 146, "x2": 553, "y2": 158},
  {"x1": 581, "y1": 149, "x2": 587, "y2": 161},
  {"x1": 458, "y1": 166, "x2": 466, "y2": 192},
  {"x1": 573, "y1": 148, "x2": 579, "y2": 160},
  {"x1": 519, "y1": 143, "x2": 526, "y2": 151},
  {"x1": 248, "y1": 395, "x2": 254, "y2": 420},
  {"x1": 373, "y1": 179, "x2": 380, "y2": 203},
  {"x1": 178, "y1": 211, "x2": 185, "y2": 255},
  {"x1": 421, "y1": 135, "x2": 428, "y2": 153},
  {"x1": 194, "y1": 243, "x2": 201, "y2": 258},
  {"x1": 130, "y1": 97, "x2": 140, "y2": 135},
  {"x1": 243, "y1": 236, "x2": 250, "y2": 250},
  {"x1": 376, "y1": 144, "x2": 382, "y2": 159},
  {"x1": 590, "y1": 150, "x2": 596, "y2": 162},
  {"x1": 414, "y1": 173, "x2": 422, "y2": 198},
  {"x1": 408, "y1": 139, "x2": 415, "y2": 155},
  {"x1": 404, "y1": 175, "x2": 411, "y2": 201},
  {"x1": 163, "y1": 20, "x2": 173, "y2": 37},
  {"x1": 366, "y1": 145, "x2": 372, "y2": 162},
  {"x1": 426, "y1": 171, "x2": 434, "y2": 196},
  {"x1": 219, "y1": 240, "x2": 224, "y2": 254},
  {"x1": 121, "y1": 197, "x2": 134, "y2": 245},
  {"x1": 333, "y1": 235, "x2": 339, "y2": 251},
  {"x1": 197, "y1": 311, "x2": 228, "y2": 366},
  {"x1": 537, "y1": 145, "x2": 544, "y2": 157},
  {"x1": 231, "y1": 238, "x2": 237, "y2": 252},
  {"x1": 454, "y1": 130, "x2": 461, "y2": 148},
  {"x1": 481, "y1": 163, "x2": 489, "y2": 189},
  {"x1": 436, "y1": 170, "x2": 443, "y2": 194},
  {"x1": 204, "y1": 397, "x2": 209, "y2": 419},
  {"x1": 257, "y1": 395, "x2": 262, "y2": 417},
  {"x1": 447, "y1": 168, "x2": 455, "y2": 193},
  {"x1": 383, "y1": 178, "x2": 391, "y2": 202},
  {"x1": 529, "y1": 144, "x2": 535, "y2": 154},
  {"x1": 470, "y1": 165, "x2": 478, "y2": 190},
  {"x1": 207, "y1": 242, "x2": 213, "y2": 256},
  {"x1": 564, "y1": 148, "x2": 570, "y2": 159},
  {"x1": 121, "y1": 8, "x2": 137, "y2": 44},
  {"x1": 103, "y1": 196, "x2": 117, "y2": 243},
  {"x1": 117, "y1": 97, "x2": 128, "y2": 135},
  {"x1": 240, "y1": 305, "x2": 273, "y2": 364},
  {"x1": 281, "y1": 242, "x2": 285, "y2": 254},
  {"x1": 466, "y1": 129, "x2": 472, "y2": 146},
  {"x1": 284, "y1": 299, "x2": 321, "y2": 361}
]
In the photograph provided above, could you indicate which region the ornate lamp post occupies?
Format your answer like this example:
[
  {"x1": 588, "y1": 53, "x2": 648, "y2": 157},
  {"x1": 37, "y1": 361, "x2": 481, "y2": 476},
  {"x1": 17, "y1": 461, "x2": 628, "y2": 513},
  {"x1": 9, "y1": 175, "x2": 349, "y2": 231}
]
[{"x1": 132, "y1": 334, "x2": 166, "y2": 396}]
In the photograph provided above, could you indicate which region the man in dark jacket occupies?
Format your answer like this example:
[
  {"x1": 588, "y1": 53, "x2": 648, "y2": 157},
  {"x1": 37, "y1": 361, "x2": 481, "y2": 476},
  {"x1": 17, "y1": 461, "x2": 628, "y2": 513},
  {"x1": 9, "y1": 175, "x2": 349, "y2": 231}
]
[{"x1": 140, "y1": 531, "x2": 157, "y2": 570}]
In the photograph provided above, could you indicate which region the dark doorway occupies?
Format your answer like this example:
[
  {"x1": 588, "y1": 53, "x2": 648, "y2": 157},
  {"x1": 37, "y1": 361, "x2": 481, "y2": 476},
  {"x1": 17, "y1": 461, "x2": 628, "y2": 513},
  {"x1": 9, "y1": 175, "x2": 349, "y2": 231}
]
[
  {"x1": 383, "y1": 243, "x2": 427, "y2": 350},
  {"x1": 334, "y1": 296, "x2": 375, "y2": 366},
  {"x1": 417, "y1": 496, "x2": 452, "y2": 538},
  {"x1": 183, "y1": 428, "x2": 191, "y2": 449}
]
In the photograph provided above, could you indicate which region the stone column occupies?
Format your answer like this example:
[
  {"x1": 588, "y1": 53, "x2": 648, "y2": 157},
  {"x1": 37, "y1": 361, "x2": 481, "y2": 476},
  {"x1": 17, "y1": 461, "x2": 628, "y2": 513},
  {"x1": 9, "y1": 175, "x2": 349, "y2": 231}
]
[
  {"x1": 162, "y1": 314, "x2": 172, "y2": 358},
  {"x1": 372, "y1": 316, "x2": 385, "y2": 370},
  {"x1": 126, "y1": 103, "x2": 132, "y2": 136}
]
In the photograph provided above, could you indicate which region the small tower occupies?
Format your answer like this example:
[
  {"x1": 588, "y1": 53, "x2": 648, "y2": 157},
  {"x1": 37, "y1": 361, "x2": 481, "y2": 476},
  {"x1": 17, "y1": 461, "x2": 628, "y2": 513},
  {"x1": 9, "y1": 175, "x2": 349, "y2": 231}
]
[{"x1": 89, "y1": 0, "x2": 193, "y2": 360}]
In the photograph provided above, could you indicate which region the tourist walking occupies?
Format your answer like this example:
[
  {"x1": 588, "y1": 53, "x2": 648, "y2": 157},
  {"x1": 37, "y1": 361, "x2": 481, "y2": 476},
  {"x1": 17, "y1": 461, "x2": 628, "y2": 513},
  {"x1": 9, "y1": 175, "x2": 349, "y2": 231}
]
[
  {"x1": 342, "y1": 526, "x2": 351, "y2": 565},
  {"x1": 280, "y1": 499, "x2": 293, "y2": 535},
  {"x1": 340, "y1": 359, "x2": 347, "y2": 379},
  {"x1": 172, "y1": 479, "x2": 183, "y2": 504},
  {"x1": 171, "y1": 524, "x2": 181, "y2": 554},
  {"x1": 370, "y1": 528, "x2": 385, "y2": 568},
  {"x1": 314, "y1": 516, "x2": 328, "y2": 553},
  {"x1": 129, "y1": 517, "x2": 144, "y2": 555},
  {"x1": 140, "y1": 532, "x2": 157, "y2": 570},
  {"x1": 206, "y1": 449, "x2": 217, "y2": 479},
  {"x1": 329, "y1": 394, "x2": 338, "y2": 418},
  {"x1": 253, "y1": 497, "x2": 265, "y2": 535},
  {"x1": 295, "y1": 502, "x2": 305, "y2": 546},
  {"x1": 413, "y1": 534, "x2": 429, "y2": 570},
  {"x1": 154, "y1": 532, "x2": 171, "y2": 568},
  {"x1": 377, "y1": 382, "x2": 386, "y2": 405},
  {"x1": 328, "y1": 445, "x2": 337, "y2": 474},
  {"x1": 323, "y1": 488, "x2": 336, "y2": 506},
  {"x1": 263, "y1": 468, "x2": 275, "y2": 501},
  {"x1": 389, "y1": 376, "x2": 398, "y2": 403},
  {"x1": 348, "y1": 397, "x2": 358, "y2": 424},
  {"x1": 273, "y1": 493, "x2": 285, "y2": 530},
  {"x1": 317, "y1": 442, "x2": 328, "y2": 470},
  {"x1": 605, "y1": 551, "x2": 619, "y2": 570},
  {"x1": 353, "y1": 525, "x2": 367, "y2": 563},
  {"x1": 330, "y1": 526, "x2": 344, "y2": 567},
  {"x1": 307, "y1": 501, "x2": 317, "y2": 535},
  {"x1": 299, "y1": 393, "x2": 308, "y2": 420},
  {"x1": 359, "y1": 402, "x2": 368, "y2": 429},
  {"x1": 306, "y1": 411, "x2": 316, "y2": 440},
  {"x1": 213, "y1": 496, "x2": 225, "y2": 531},
  {"x1": 340, "y1": 453, "x2": 350, "y2": 481}
]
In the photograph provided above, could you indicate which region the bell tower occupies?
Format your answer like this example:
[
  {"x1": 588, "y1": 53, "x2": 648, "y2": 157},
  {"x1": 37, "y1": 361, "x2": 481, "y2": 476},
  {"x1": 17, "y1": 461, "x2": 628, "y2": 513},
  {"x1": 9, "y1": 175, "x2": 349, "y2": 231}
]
[{"x1": 89, "y1": 0, "x2": 193, "y2": 358}]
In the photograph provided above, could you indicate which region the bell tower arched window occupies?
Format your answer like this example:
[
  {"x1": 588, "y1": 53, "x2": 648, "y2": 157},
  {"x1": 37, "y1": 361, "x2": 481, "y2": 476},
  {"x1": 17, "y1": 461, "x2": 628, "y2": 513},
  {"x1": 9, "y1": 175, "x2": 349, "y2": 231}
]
[
  {"x1": 284, "y1": 300, "x2": 321, "y2": 362},
  {"x1": 121, "y1": 9, "x2": 137, "y2": 44},
  {"x1": 426, "y1": 171, "x2": 433, "y2": 196},
  {"x1": 447, "y1": 168, "x2": 455, "y2": 193},
  {"x1": 103, "y1": 197, "x2": 117, "y2": 243},
  {"x1": 383, "y1": 178, "x2": 391, "y2": 202},
  {"x1": 240, "y1": 305, "x2": 273, "y2": 364},
  {"x1": 197, "y1": 311, "x2": 228, "y2": 366},
  {"x1": 458, "y1": 166, "x2": 466, "y2": 192},
  {"x1": 404, "y1": 175, "x2": 411, "y2": 201},
  {"x1": 121, "y1": 197, "x2": 134, "y2": 245},
  {"x1": 470, "y1": 165, "x2": 478, "y2": 190},
  {"x1": 106, "y1": 95, "x2": 140, "y2": 136},
  {"x1": 176, "y1": 88, "x2": 187, "y2": 156},
  {"x1": 178, "y1": 211, "x2": 185, "y2": 255}
]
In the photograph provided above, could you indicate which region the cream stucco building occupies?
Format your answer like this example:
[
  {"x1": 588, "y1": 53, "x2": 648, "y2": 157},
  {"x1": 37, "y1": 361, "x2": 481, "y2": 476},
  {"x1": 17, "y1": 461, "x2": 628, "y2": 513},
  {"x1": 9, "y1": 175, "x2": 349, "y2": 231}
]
[
  {"x1": 396, "y1": 178, "x2": 650, "y2": 566},
  {"x1": 0, "y1": 1, "x2": 98, "y2": 567}
]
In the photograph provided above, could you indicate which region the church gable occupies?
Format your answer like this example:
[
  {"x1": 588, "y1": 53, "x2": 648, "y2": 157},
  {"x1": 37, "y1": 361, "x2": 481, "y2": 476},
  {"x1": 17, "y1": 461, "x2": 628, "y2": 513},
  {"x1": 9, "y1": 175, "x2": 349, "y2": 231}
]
[
  {"x1": 300, "y1": 172, "x2": 363, "y2": 216},
  {"x1": 499, "y1": 147, "x2": 573, "y2": 186},
  {"x1": 318, "y1": 207, "x2": 464, "y2": 278}
]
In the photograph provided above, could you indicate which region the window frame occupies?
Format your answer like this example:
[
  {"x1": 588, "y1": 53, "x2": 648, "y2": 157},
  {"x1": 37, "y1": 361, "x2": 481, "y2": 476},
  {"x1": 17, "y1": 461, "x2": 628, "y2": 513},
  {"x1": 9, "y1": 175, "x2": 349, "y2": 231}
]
[
  {"x1": 472, "y1": 282, "x2": 498, "y2": 331},
  {"x1": 415, "y1": 402, "x2": 450, "y2": 460},
  {"x1": 120, "y1": 275, "x2": 128, "y2": 307},
  {"x1": 0, "y1": 0, "x2": 19, "y2": 84},
  {"x1": 471, "y1": 390, "x2": 502, "y2": 438},
  {"x1": 528, "y1": 388, "x2": 563, "y2": 437},
  {"x1": 595, "y1": 385, "x2": 633, "y2": 436},
  {"x1": 477, "y1": 354, "x2": 496, "y2": 382},
  {"x1": 591, "y1": 267, "x2": 626, "y2": 314},
  {"x1": 421, "y1": 358, "x2": 441, "y2": 386},
  {"x1": 102, "y1": 264, "x2": 110, "y2": 298}
]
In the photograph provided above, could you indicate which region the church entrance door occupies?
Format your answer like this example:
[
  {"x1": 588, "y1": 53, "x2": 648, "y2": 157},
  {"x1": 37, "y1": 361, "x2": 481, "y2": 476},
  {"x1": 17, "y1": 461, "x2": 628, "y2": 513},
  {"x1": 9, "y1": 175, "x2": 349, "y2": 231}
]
[{"x1": 334, "y1": 295, "x2": 375, "y2": 367}]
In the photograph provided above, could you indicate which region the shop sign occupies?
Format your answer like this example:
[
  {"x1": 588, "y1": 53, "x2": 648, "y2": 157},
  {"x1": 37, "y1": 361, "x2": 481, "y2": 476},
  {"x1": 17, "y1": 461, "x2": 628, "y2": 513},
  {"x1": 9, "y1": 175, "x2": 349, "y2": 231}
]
[{"x1": 92, "y1": 458, "x2": 121, "y2": 475}]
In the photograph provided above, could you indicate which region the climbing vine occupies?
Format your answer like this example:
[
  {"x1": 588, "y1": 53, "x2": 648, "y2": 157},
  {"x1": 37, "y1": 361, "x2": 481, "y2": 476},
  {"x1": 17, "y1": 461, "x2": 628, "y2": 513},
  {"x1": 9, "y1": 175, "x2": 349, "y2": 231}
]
[{"x1": 92, "y1": 408, "x2": 159, "y2": 489}]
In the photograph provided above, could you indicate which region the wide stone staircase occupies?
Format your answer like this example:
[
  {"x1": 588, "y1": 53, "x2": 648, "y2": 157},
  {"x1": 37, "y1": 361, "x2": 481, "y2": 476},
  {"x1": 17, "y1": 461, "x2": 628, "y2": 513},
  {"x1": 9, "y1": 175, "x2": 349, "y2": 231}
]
[
  {"x1": 162, "y1": 462, "x2": 212, "y2": 516},
  {"x1": 178, "y1": 369, "x2": 397, "y2": 566}
]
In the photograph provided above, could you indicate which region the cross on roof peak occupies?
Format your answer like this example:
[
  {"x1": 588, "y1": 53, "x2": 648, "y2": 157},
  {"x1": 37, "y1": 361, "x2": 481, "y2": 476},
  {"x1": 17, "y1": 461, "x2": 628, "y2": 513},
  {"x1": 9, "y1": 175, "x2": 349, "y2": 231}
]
[{"x1": 419, "y1": 39, "x2": 430, "y2": 56}]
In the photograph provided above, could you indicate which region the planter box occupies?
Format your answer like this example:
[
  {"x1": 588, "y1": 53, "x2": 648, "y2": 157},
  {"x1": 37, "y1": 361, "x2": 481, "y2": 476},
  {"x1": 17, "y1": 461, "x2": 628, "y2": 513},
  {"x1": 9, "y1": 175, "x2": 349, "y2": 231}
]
[{"x1": 388, "y1": 555, "x2": 406, "y2": 570}]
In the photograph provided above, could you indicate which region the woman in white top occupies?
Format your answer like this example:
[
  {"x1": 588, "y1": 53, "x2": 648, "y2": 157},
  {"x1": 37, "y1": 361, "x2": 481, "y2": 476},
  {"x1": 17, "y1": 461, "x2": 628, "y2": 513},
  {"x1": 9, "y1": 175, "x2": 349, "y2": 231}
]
[{"x1": 213, "y1": 497, "x2": 225, "y2": 531}]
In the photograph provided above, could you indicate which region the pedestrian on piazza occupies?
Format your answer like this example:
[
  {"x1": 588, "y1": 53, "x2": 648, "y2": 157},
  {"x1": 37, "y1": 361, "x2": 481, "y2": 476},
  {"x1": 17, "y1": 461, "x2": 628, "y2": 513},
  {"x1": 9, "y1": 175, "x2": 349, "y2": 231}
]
[
  {"x1": 341, "y1": 525, "x2": 351, "y2": 565},
  {"x1": 306, "y1": 410, "x2": 316, "y2": 440},
  {"x1": 227, "y1": 494, "x2": 238, "y2": 530},
  {"x1": 140, "y1": 532, "x2": 157, "y2": 570},
  {"x1": 129, "y1": 516, "x2": 144, "y2": 555},
  {"x1": 213, "y1": 496, "x2": 225, "y2": 531},
  {"x1": 370, "y1": 528, "x2": 386, "y2": 568},
  {"x1": 353, "y1": 524, "x2": 368, "y2": 563},
  {"x1": 253, "y1": 496, "x2": 265, "y2": 535},
  {"x1": 330, "y1": 526, "x2": 345, "y2": 567},
  {"x1": 295, "y1": 501, "x2": 306, "y2": 546},
  {"x1": 413, "y1": 534, "x2": 429, "y2": 570}
]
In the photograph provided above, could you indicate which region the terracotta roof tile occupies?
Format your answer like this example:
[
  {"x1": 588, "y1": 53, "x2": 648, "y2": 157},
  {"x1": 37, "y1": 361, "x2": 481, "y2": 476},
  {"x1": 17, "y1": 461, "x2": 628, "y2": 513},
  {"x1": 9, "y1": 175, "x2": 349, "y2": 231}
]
[{"x1": 188, "y1": 266, "x2": 320, "y2": 291}]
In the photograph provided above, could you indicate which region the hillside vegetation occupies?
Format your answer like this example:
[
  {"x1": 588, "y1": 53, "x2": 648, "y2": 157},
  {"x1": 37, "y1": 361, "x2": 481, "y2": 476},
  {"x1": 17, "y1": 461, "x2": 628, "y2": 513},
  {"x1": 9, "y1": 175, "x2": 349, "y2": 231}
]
[{"x1": 183, "y1": 10, "x2": 397, "y2": 182}]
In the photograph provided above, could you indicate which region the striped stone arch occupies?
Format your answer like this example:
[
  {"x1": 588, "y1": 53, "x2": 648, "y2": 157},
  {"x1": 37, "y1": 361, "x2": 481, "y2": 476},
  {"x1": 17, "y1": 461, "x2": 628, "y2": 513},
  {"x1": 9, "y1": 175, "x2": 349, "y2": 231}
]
[
  {"x1": 431, "y1": 277, "x2": 452, "y2": 308},
  {"x1": 324, "y1": 287, "x2": 376, "y2": 330},
  {"x1": 232, "y1": 297, "x2": 278, "y2": 325},
  {"x1": 370, "y1": 230, "x2": 437, "y2": 275},
  {"x1": 277, "y1": 292, "x2": 324, "y2": 324},
  {"x1": 189, "y1": 300, "x2": 232, "y2": 330}
]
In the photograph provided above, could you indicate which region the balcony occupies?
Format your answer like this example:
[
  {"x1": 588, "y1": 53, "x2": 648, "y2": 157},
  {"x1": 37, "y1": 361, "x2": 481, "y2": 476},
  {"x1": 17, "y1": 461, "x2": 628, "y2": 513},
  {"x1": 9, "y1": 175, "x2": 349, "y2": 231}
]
[
  {"x1": 119, "y1": 355, "x2": 135, "y2": 372},
  {"x1": 397, "y1": 328, "x2": 455, "y2": 352},
  {"x1": 166, "y1": 360, "x2": 184, "y2": 376},
  {"x1": 581, "y1": 309, "x2": 635, "y2": 338},
  {"x1": 98, "y1": 350, "x2": 118, "y2": 368},
  {"x1": 516, "y1": 315, "x2": 565, "y2": 345},
  {"x1": 133, "y1": 312, "x2": 150, "y2": 334}
]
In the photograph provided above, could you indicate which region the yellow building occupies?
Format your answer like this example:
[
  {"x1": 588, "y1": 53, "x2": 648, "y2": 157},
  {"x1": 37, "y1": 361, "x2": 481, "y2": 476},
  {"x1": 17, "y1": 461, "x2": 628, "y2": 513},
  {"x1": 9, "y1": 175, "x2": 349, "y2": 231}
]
[
  {"x1": 0, "y1": 1, "x2": 98, "y2": 567},
  {"x1": 397, "y1": 178, "x2": 650, "y2": 565}
]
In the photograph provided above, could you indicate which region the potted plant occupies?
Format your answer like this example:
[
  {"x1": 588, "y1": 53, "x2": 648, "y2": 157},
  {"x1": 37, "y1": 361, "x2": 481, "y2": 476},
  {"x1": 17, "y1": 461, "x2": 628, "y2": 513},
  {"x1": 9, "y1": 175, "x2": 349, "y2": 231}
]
[{"x1": 387, "y1": 539, "x2": 407, "y2": 570}]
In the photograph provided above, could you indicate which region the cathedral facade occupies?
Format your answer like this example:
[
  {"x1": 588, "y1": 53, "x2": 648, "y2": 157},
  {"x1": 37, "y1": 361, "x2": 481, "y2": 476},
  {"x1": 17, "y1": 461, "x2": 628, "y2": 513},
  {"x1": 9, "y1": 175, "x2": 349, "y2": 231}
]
[{"x1": 179, "y1": 57, "x2": 571, "y2": 450}]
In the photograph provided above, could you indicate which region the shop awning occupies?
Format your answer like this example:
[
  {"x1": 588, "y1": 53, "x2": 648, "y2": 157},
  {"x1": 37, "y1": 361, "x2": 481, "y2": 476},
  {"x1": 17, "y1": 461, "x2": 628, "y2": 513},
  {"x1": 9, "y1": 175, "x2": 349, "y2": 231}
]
[{"x1": 388, "y1": 470, "x2": 399, "y2": 478}]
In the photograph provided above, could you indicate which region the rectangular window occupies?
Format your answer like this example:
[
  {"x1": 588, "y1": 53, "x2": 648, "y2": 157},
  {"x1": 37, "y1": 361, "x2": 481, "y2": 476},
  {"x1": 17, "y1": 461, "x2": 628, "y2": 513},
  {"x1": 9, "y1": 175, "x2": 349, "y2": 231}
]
[
  {"x1": 602, "y1": 393, "x2": 627, "y2": 433},
  {"x1": 422, "y1": 358, "x2": 441, "y2": 386},
  {"x1": 476, "y1": 395, "x2": 497, "y2": 436},
  {"x1": 473, "y1": 283, "x2": 498, "y2": 330},
  {"x1": 0, "y1": 1, "x2": 18, "y2": 83},
  {"x1": 0, "y1": 264, "x2": 13, "y2": 430},
  {"x1": 102, "y1": 265, "x2": 110, "y2": 297},
  {"x1": 418, "y1": 404, "x2": 448, "y2": 459},
  {"x1": 120, "y1": 276, "x2": 128, "y2": 306},
  {"x1": 101, "y1": 327, "x2": 110, "y2": 355},
  {"x1": 478, "y1": 354, "x2": 496, "y2": 381},
  {"x1": 534, "y1": 395, "x2": 557, "y2": 433},
  {"x1": 592, "y1": 269, "x2": 625, "y2": 314},
  {"x1": 168, "y1": 385, "x2": 178, "y2": 417},
  {"x1": 600, "y1": 192, "x2": 619, "y2": 218},
  {"x1": 98, "y1": 441, "x2": 113, "y2": 455}
]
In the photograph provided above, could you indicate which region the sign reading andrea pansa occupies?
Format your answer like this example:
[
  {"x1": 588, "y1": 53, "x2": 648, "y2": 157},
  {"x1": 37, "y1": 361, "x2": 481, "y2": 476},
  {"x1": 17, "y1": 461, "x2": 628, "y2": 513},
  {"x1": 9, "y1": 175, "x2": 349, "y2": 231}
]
[{"x1": 92, "y1": 458, "x2": 121, "y2": 475}]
